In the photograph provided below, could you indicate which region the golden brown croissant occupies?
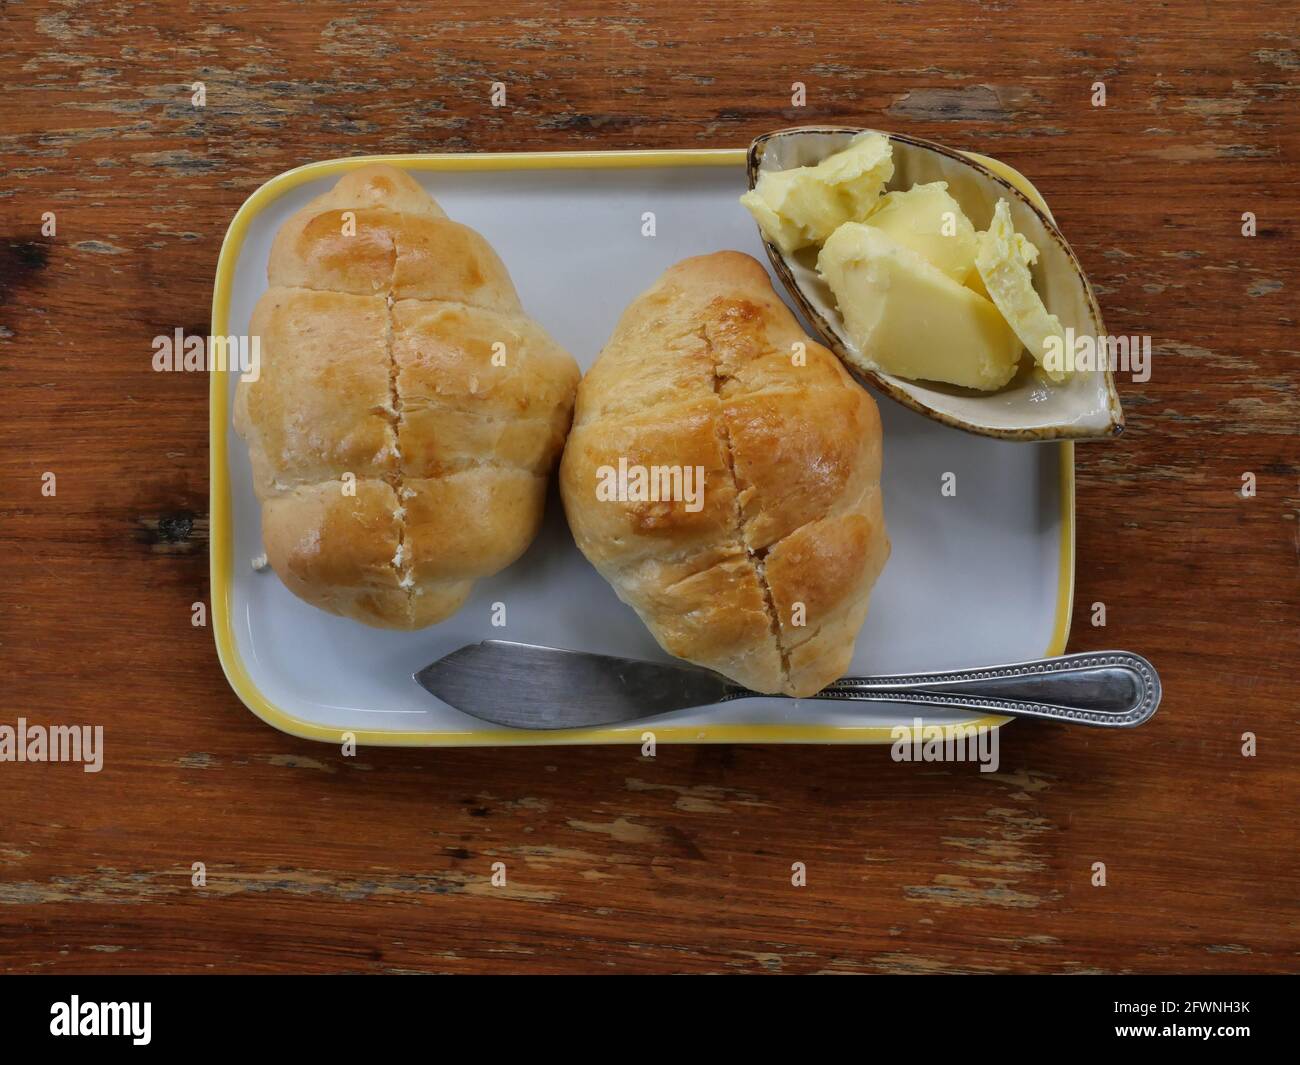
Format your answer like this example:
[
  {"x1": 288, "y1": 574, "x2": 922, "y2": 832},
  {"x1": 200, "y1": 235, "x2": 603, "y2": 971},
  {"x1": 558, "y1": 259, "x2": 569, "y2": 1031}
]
[
  {"x1": 560, "y1": 251, "x2": 889, "y2": 696},
  {"x1": 235, "y1": 165, "x2": 579, "y2": 628}
]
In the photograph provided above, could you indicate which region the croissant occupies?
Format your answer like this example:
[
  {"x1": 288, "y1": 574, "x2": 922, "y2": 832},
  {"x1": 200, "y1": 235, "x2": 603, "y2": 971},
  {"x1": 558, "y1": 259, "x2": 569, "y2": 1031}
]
[
  {"x1": 560, "y1": 251, "x2": 889, "y2": 696},
  {"x1": 235, "y1": 165, "x2": 579, "y2": 628}
]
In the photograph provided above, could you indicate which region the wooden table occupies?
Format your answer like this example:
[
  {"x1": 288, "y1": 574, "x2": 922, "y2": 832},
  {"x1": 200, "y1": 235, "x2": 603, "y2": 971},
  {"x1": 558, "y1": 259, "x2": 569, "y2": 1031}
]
[{"x1": 1, "y1": 1, "x2": 1296, "y2": 975}]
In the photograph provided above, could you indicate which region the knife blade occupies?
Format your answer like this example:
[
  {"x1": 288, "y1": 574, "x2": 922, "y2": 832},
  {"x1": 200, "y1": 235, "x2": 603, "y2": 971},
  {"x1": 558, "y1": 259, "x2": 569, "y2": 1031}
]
[{"x1": 413, "y1": 640, "x2": 741, "y2": 729}]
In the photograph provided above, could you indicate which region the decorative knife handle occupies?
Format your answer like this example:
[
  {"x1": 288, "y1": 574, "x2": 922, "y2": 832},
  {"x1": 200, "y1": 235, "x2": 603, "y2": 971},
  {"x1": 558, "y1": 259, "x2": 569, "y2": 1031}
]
[{"x1": 806, "y1": 651, "x2": 1161, "y2": 728}]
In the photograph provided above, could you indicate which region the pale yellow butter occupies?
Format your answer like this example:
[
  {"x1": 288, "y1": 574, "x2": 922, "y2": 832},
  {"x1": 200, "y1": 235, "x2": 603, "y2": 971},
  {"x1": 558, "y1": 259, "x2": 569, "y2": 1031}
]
[
  {"x1": 740, "y1": 134, "x2": 894, "y2": 254},
  {"x1": 863, "y1": 182, "x2": 978, "y2": 285},
  {"x1": 818, "y1": 224, "x2": 1024, "y2": 391},
  {"x1": 975, "y1": 199, "x2": 1069, "y2": 381}
]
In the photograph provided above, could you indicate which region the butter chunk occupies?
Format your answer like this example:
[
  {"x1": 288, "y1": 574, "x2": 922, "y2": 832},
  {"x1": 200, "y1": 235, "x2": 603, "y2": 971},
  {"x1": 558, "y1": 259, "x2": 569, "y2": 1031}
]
[
  {"x1": 740, "y1": 134, "x2": 894, "y2": 253},
  {"x1": 863, "y1": 182, "x2": 979, "y2": 284},
  {"x1": 975, "y1": 199, "x2": 1069, "y2": 381},
  {"x1": 818, "y1": 223, "x2": 1024, "y2": 391}
]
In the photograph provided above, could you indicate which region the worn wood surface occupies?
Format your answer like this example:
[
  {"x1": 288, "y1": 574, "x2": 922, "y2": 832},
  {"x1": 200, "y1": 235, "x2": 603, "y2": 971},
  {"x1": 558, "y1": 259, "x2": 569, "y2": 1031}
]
[{"x1": 1, "y1": 0, "x2": 1297, "y2": 974}]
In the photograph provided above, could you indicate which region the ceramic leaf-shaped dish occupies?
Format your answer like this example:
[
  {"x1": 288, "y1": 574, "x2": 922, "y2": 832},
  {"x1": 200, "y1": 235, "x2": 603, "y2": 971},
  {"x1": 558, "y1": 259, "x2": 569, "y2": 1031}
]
[{"x1": 747, "y1": 126, "x2": 1124, "y2": 441}]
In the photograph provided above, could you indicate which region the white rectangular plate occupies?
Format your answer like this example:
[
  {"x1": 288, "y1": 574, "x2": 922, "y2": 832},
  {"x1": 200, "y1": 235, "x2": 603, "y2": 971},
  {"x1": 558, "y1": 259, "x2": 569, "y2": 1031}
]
[{"x1": 210, "y1": 150, "x2": 1073, "y2": 746}]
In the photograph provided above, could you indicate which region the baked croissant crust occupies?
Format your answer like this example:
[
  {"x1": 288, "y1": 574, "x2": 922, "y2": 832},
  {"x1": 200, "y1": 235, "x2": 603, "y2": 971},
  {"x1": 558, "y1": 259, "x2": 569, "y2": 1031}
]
[
  {"x1": 235, "y1": 164, "x2": 579, "y2": 629},
  {"x1": 560, "y1": 251, "x2": 889, "y2": 696}
]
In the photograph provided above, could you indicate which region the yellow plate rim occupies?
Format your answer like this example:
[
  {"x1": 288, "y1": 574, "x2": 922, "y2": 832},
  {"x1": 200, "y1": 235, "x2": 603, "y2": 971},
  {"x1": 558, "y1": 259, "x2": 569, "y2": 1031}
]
[{"x1": 209, "y1": 148, "x2": 1076, "y2": 747}]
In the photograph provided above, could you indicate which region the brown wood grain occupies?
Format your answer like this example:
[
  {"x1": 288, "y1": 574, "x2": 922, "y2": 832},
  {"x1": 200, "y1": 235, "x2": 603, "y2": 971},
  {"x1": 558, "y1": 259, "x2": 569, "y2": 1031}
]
[{"x1": 0, "y1": 0, "x2": 1297, "y2": 974}]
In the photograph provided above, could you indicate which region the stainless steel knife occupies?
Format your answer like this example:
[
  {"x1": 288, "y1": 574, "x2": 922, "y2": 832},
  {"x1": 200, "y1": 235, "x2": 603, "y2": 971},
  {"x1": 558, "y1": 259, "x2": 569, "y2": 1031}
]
[{"x1": 414, "y1": 641, "x2": 1161, "y2": 731}]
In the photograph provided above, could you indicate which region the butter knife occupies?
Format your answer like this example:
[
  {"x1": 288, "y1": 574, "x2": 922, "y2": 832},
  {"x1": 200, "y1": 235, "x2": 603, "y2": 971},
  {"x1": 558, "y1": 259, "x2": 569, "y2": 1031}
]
[{"x1": 414, "y1": 641, "x2": 1161, "y2": 730}]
